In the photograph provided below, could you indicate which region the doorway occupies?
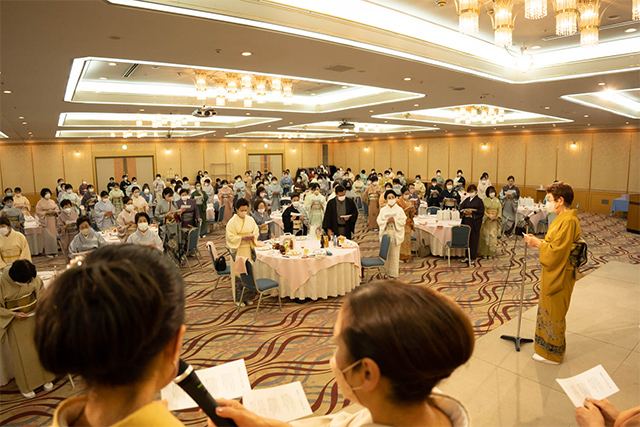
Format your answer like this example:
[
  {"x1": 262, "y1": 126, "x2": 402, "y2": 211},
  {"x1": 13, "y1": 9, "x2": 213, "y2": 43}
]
[
  {"x1": 94, "y1": 156, "x2": 155, "y2": 192},
  {"x1": 248, "y1": 154, "x2": 283, "y2": 176}
]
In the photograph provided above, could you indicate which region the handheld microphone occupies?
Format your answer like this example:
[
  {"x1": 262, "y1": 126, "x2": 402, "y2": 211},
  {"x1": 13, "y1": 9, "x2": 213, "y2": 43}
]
[{"x1": 174, "y1": 359, "x2": 238, "y2": 427}]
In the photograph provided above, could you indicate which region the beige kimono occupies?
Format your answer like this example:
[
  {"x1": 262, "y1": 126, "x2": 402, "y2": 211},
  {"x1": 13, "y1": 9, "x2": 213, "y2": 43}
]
[
  {"x1": 116, "y1": 209, "x2": 137, "y2": 243},
  {"x1": 0, "y1": 230, "x2": 31, "y2": 269},
  {"x1": 35, "y1": 198, "x2": 59, "y2": 255},
  {"x1": 12, "y1": 195, "x2": 31, "y2": 216}
]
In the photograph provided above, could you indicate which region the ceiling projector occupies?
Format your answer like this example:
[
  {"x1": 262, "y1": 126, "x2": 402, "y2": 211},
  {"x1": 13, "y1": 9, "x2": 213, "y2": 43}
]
[
  {"x1": 192, "y1": 107, "x2": 217, "y2": 117},
  {"x1": 338, "y1": 120, "x2": 355, "y2": 130}
]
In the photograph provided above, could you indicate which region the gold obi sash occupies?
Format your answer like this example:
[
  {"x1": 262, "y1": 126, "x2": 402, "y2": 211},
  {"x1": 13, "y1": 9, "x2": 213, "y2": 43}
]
[
  {"x1": 259, "y1": 223, "x2": 269, "y2": 234},
  {"x1": 5, "y1": 291, "x2": 37, "y2": 314}
]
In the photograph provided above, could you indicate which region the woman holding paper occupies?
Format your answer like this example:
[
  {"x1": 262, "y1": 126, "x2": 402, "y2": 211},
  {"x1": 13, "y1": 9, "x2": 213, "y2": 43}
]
[
  {"x1": 226, "y1": 198, "x2": 260, "y2": 259},
  {"x1": 376, "y1": 190, "x2": 407, "y2": 279},
  {"x1": 36, "y1": 245, "x2": 187, "y2": 426},
  {"x1": 524, "y1": 181, "x2": 581, "y2": 364},
  {"x1": 458, "y1": 184, "x2": 485, "y2": 266},
  {"x1": 251, "y1": 199, "x2": 275, "y2": 241}
]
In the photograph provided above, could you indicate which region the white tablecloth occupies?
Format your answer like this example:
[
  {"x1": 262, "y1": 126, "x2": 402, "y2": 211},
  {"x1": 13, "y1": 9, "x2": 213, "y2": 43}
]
[
  {"x1": 24, "y1": 217, "x2": 44, "y2": 256},
  {"x1": 413, "y1": 216, "x2": 465, "y2": 257},
  {"x1": 270, "y1": 212, "x2": 284, "y2": 237},
  {"x1": 254, "y1": 238, "x2": 361, "y2": 300},
  {"x1": 516, "y1": 205, "x2": 548, "y2": 233}
]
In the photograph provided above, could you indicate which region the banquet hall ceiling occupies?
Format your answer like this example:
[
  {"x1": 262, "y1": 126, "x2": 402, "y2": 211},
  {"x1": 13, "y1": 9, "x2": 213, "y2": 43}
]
[{"x1": 0, "y1": 0, "x2": 638, "y2": 143}]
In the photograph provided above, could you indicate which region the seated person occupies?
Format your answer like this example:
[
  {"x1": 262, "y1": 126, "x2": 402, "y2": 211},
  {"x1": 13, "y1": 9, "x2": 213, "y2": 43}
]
[
  {"x1": 56, "y1": 199, "x2": 79, "y2": 252},
  {"x1": 0, "y1": 196, "x2": 25, "y2": 231},
  {"x1": 127, "y1": 212, "x2": 163, "y2": 252},
  {"x1": 210, "y1": 280, "x2": 473, "y2": 427},
  {"x1": 35, "y1": 245, "x2": 187, "y2": 426},
  {"x1": 93, "y1": 191, "x2": 116, "y2": 230},
  {"x1": 68, "y1": 216, "x2": 107, "y2": 258},
  {"x1": 12, "y1": 188, "x2": 32, "y2": 217},
  {"x1": 283, "y1": 193, "x2": 307, "y2": 236},
  {"x1": 0, "y1": 216, "x2": 30, "y2": 268},
  {"x1": 116, "y1": 196, "x2": 137, "y2": 243}
]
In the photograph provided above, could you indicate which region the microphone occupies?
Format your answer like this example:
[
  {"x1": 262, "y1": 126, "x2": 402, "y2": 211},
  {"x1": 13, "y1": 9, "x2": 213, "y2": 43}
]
[{"x1": 174, "y1": 359, "x2": 238, "y2": 427}]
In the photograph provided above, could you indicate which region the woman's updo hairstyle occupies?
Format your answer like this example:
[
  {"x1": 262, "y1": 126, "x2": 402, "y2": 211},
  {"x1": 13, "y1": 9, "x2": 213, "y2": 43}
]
[
  {"x1": 35, "y1": 245, "x2": 185, "y2": 386},
  {"x1": 340, "y1": 280, "x2": 474, "y2": 404}
]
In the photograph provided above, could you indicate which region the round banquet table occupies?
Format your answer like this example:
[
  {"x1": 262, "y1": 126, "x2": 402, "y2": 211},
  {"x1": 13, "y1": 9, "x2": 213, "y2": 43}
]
[
  {"x1": 516, "y1": 205, "x2": 548, "y2": 234},
  {"x1": 253, "y1": 238, "x2": 361, "y2": 300},
  {"x1": 269, "y1": 212, "x2": 285, "y2": 237},
  {"x1": 413, "y1": 215, "x2": 465, "y2": 257}
]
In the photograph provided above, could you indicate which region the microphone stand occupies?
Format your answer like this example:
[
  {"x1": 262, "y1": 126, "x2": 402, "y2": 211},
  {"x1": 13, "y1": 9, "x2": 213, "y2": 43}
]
[{"x1": 500, "y1": 215, "x2": 534, "y2": 351}]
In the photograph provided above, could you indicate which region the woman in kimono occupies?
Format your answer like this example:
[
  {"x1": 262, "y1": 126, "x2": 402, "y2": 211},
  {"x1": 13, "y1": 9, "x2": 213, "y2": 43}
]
[
  {"x1": 304, "y1": 183, "x2": 326, "y2": 236},
  {"x1": 426, "y1": 178, "x2": 442, "y2": 208},
  {"x1": 35, "y1": 188, "x2": 58, "y2": 258},
  {"x1": 68, "y1": 216, "x2": 107, "y2": 258},
  {"x1": 155, "y1": 188, "x2": 184, "y2": 265},
  {"x1": 363, "y1": 177, "x2": 382, "y2": 230},
  {"x1": 459, "y1": 185, "x2": 485, "y2": 266},
  {"x1": 0, "y1": 260, "x2": 54, "y2": 398},
  {"x1": 477, "y1": 172, "x2": 492, "y2": 201},
  {"x1": 218, "y1": 180, "x2": 234, "y2": 225},
  {"x1": 0, "y1": 217, "x2": 31, "y2": 269},
  {"x1": 56, "y1": 199, "x2": 78, "y2": 255},
  {"x1": 499, "y1": 175, "x2": 520, "y2": 236},
  {"x1": 439, "y1": 179, "x2": 460, "y2": 210},
  {"x1": 141, "y1": 184, "x2": 154, "y2": 208},
  {"x1": 251, "y1": 199, "x2": 274, "y2": 241},
  {"x1": 226, "y1": 198, "x2": 260, "y2": 304},
  {"x1": 524, "y1": 182, "x2": 581, "y2": 364},
  {"x1": 109, "y1": 183, "x2": 125, "y2": 215},
  {"x1": 190, "y1": 183, "x2": 208, "y2": 238},
  {"x1": 130, "y1": 187, "x2": 149, "y2": 215},
  {"x1": 127, "y1": 212, "x2": 163, "y2": 252},
  {"x1": 176, "y1": 189, "x2": 201, "y2": 233},
  {"x1": 398, "y1": 187, "x2": 415, "y2": 262},
  {"x1": 12, "y1": 188, "x2": 31, "y2": 216},
  {"x1": 478, "y1": 186, "x2": 502, "y2": 259},
  {"x1": 267, "y1": 178, "x2": 282, "y2": 211},
  {"x1": 376, "y1": 190, "x2": 407, "y2": 279},
  {"x1": 93, "y1": 191, "x2": 116, "y2": 230},
  {"x1": 80, "y1": 184, "x2": 98, "y2": 220},
  {"x1": 59, "y1": 184, "x2": 82, "y2": 216},
  {"x1": 116, "y1": 197, "x2": 137, "y2": 243}
]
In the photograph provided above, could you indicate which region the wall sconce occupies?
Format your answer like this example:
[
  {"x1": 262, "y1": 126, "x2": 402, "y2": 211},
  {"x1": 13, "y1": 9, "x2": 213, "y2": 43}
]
[
  {"x1": 291, "y1": 148, "x2": 296, "y2": 153},
  {"x1": 74, "y1": 151, "x2": 81, "y2": 157},
  {"x1": 414, "y1": 145, "x2": 421, "y2": 151},
  {"x1": 121, "y1": 144, "x2": 128, "y2": 150},
  {"x1": 481, "y1": 143, "x2": 489, "y2": 150},
  {"x1": 364, "y1": 147, "x2": 370, "y2": 152},
  {"x1": 165, "y1": 149, "x2": 172, "y2": 155},
  {"x1": 234, "y1": 148, "x2": 240, "y2": 153},
  {"x1": 570, "y1": 142, "x2": 578, "y2": 150}
]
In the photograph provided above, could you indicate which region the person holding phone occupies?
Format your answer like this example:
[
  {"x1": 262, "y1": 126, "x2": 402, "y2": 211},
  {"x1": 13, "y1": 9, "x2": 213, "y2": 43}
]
[{"x1": 322, "y1": 185, "x2": 358, "y2": 240}]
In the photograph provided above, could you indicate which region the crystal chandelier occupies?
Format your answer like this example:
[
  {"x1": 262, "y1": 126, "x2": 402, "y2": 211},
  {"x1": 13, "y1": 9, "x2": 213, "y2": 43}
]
[
  {"x1": 553, "y1": 0, "x2": 579, "y2": 35},
  {"x1": 579, "y1": 0, "x2": 600, "y2": 48},
  {"x1": 633, "y1": 0, "x2": 639, "y2": 20},
  {"x1": 195, "y1": 72, "x2": 208, "y2": 101},
  {"x1": 456, "y1": 0, "x2": 480, "y2": 34},
  {"x1": 193, "y1": 71, "x2": 294, "y2": 107},
  {"x1": 454, "y1": 105, "x2": 506, "y2": 124},
  {"x1": 525, "y1": 0, "x2": 547, "y2": 19},
  {"x1": 278, "y1": 132, "x2": 307, "y2": 139},
  {"x1": 493, "y1": 0, "x2": 514, "y2": 48}
]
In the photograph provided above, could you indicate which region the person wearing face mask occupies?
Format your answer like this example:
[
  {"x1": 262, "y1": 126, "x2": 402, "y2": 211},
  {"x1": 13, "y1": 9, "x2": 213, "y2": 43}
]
[
  {"x1": 126, "y1": 177, "x2": 141, "y2": 197},
  {"x1": 55, "y1": 179, "x2": 66, "y2": 201},
  {"x1": 56, "y1": 199, "x2": 79, "y2": 253},
  {"x1": 478, "y1": 186, "x2": 502, "y2": 259},
  {"x1": 381, "y1": 170, "x2": 391, "y2": 187},
  {"x1": 131, "y1": 187, "x2": 149, "y2": 215},
  {"x1": 0, "y1": 217, "x2": 31, "y2": 268},
  {"x1": 524, "y1": 181, "x2": 581, "y2": 365},
  {"x1": 379, "y1": 183, "x2": 394, "y2": 208},
  {"x1": 323, "y1": 185, "x2": 358, "y2": 240},
  {"x1": 499, "y1": 175, "x2": 520, "y2": 237},
  {"x1": 12, "y1": 188, "x2": 31, "y2": 217},
  {"x1": 181, "y1": 177, "x2": 191, "y2": 192},
  {"x1": 80, "y1": 184, "x2": 98, "y2": 217},
  {"x1": 293, "y1": 175, "x2": 306, "y2": 195},
  {"x1": 396, "y1": 171, "x2": 407, "y2": 187},
  {"x1": 93, "y1": 191, "x2": 116, "y2": 230},
  {"x1": 190, "y1": 183, "x2": 208, "y2": 238},
  {"x1": 407, "y1": 183, "x2": 421, "y2": 211},
  {"x1": 453, "y1": 170, "x2": 466, "y2": 192},
  {"x1": 106, "y1": 176, "x2": 117, "y2": 192},
  {"x1": 387, "y1": 167, "x2": 396, "y2": 180},
  {"x1": 252, "y1": 185, "x2": 271, "y2": 212},
  {"x1": 109, "y1": 183, "x2": 125, "y2": 215},
  {"x1": 78, "y1": 179, "x2": 88, "y2": 196},
  {"x1": 280, "y1": 172, "x2": 293, "y2": 197},
  {"x1": 304, "y1": 183, "x2": 327, "y2": 236},
  {"x1": 127, "y1": 212, "x2": 162, "y2": 252},
  {"x1": 413, "y1": 175, "x2": 426, "y2": 198},
  {"x1": 397, "y1": 187, "x2": 416, "y2": 263},
  {"x1": 434, "y1": 170, "x2": 445, "y2": 188},
  {"x1": 363, "y1": 177, "x2": 382, "y2": 230},
  {"x1": 283, "y1": 193, "x2": 308, "y2": 236},
  {"x1": 0, "y1": 260, "x2": 55, "y2": 399},
  {"x1": 424, "y1": 179, "x2": 440, "y2": 208},
  {"x1": 251, "y1": 200, "x2": 275, "y2": 241},
  {"x1": 267, "y1": 178, "x2": 283, "y2": 212},
  {"x1": 155, "y1": 188, "x2": 185, "y2": 265},
  {"x1": 67, "y1": 216, "x2": 107, "y2": 258},
  {"x1": 477, "y1": 172, "x2": 492, "y2": 201},
  {"x1": 36, "y1": 245, "x2": 187, "y2": 426},
  {"x1": 243, "y1": 171, "x2": 253, "y2": 202},
  {"x1": 376, "y1": 190, "x2": 407, "y2": 278},
  {"x1": 202, "y1": 178, "x2": 215, "y2": 202},
  {"x1": 391, "y1": 178, "x2": 403, "y2": 196},
  {"x1": 439, "y1": 179, "x2": 460, "y2": 210},
  {"x1": 458, "y1": 184, "x2": 485, "y2": 266},
  {"x1": 141, "y1": 183, "x2": 154, "y2": 209},
  {"x1": 232, "y1": 175, "x2": 246, "y2": 206},
  {"x1": 352, "y1": 175, "x2": 365, "y2": 206},
  {"x1": 35, "y1": 188, "x2": 59, "y2": 257},
  {"x1": 120, "y1": 174, "x2": 131, "y2": 194},
  {"x1": 218, "y1": 180, "x2": 234, "y2": 225},
  {"x1": 116, "y1": 197, "x2": 138, "y2": 243},
  {"x1": 1, "y1": 196, "x2": 25, "y2": 232},
  {"x1": 176, "y1": 189, "x2": 201, "y2": 234},
  {"x1": 60, "y1": 184, "x2": 82, "y2": 215},
  {"x1": 153, "y1": 174, "x2": 166, "y2": 202}
]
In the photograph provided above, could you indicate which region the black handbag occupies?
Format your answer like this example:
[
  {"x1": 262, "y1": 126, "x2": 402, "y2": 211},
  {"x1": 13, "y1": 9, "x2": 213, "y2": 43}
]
[{"x1": 214, "y1": 255, "x2": 227, "y2": 272}]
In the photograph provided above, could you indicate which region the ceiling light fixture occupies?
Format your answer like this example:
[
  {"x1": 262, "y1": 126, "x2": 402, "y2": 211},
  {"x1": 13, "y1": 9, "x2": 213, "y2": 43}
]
[
  {"x1": 109, "y1": 62, "x2": 117, "y2": 66},
  {"x1": 634, "y1": 0, "x2": 639, "y2": 20},
  {"x1": 403, "y1": 77, "x2": 412, "y2": 81},
  {"x1": 525, "y1": 0, "x2": 547, "y2": 19},
  {"x1": 3, "y1": 90, "x2": 11, "y2": 94},
  {"x1": 531, "y1": 45, "x2": 542, "y2": 49},
  {"x1": 18, "y1": 116, "x2": 24, "y2": 119},
  {"x1": 578, "y1": 0, "x2": 601, "y2": 48},
  {"x1": 456, "y1": 0, "x2": 481, "y2": 34},
  {"x1": 241, "y1": 52, "x2": 252, "y2": 56},
  {"x1": 598, "y1": 82, "x2": 606, "y2": 85},
  {"x1": 625, "y1": 28, "x2": 637, "y2": 32},
  {"x1": 455, "y1": 105, "x2": 505, "y2": 124},
  {"x1": 554, "y1": 0, "x2": 579, "y2": 36},
  {"x1": 514, "y1": 45, "x2": 534, "y2": 72},
  {"x1": 122, "y1": 144, "x2": 128, "y2": 150},
  {"x1": 492, "y1": 0, "x2": 515, "y2": 48}
]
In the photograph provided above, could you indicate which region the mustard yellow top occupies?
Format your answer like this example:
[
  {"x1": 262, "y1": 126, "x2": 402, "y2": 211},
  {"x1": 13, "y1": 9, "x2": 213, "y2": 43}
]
[{"x1": 52, "y1": 397, "x2": 185, "y2": 427}]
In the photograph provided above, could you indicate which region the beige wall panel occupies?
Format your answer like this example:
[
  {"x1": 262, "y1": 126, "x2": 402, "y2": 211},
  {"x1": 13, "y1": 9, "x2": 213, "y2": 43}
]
[
  {"x1": 427, "y1": 138, "x2": 449, "y2": 180},
  {"x1": 589, "y1": 191, "x2": 624, "y2": 215},
  {"x1": 284, "y1": 142, "x2": 303, "y2": 172},
  {"x1": 156, "y1": 144, "x2": 181, "y2": 179},
  {"x1": 390, "y1": 139, "x2": 409, "y2": 178},
  {"x1": 226, "y1": 142, "x2": 245, "y2": 179},
  {"x1": 408, "y1": 139, "x2": 428, "y2": 179},
  {"x1": 449, "y1": 137, "x2": 472, "y2": 181},
  {"x1": 301, "y1": 143, "x2": 320, "y2": 168},
  {"x1": 525, "y1": 134, "x2": 556, "y2": 189},
  {"x1": 344, "y1": 143, "x2": 360, "y2": 174},
  {"x1": 63, "y1": 144, "x2": 93, "y2": 189},
  {"x1": 557, "y1": 133, "x2": 592, "y2": 190},
  {"x1": 628, "y1": 133, "x2": 639, "y2": 194},
  {"x1": 498, "y1": 134, "x2": 527, "y2": 187},
  {"x1": 590, "y1": 133, "x2": 630, "y2": 192},
  {"x1": 573, "y1": 190, "x2": 589, "y2": 211},
  {"x1": 333, "y1": 143, "x2": 347, "y2": 169},
  {"x1": 92, "y1": 142, "x2": 154, "y2": 155},
  {"x1": 180, "y1": 142, "x2": 204, "y2": 180},
  {"x1": 0, "y1": 145, "x2": 35, "y2": 194},
  {"x1": 202, "y1": 142, "x2": 227, "y2": 177},
  {"x1": 374, "y1": 140, "x2": 391, "y2": 172},
  {"x1": 473, "y1": 136, "x2": 498, "y2": 185},
  {"x1": 359, "y1": 143, "x2": 375, "y2": 173},
  {"x1": 32, "y1": 144, "x2": 64, "y2": 194}
]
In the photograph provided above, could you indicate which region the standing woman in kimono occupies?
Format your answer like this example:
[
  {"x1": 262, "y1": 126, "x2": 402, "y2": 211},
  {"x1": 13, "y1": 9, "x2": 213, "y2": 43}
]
[
  {"x1": 376, "y1": 190, "x2": 406, "y2": 279},
  {"x1": 459, "y1": 184, "x2": 485, "y2": 266},
  {"x1": 398, "y1": 187, "x2": 415, "y2": 262},
  {"x1": 155, "y1": 188, "x2": 184, "y2": 265},
  {"x1": 109, "y1": 183, "x2": 125, "y2": 215},
  {"x1": 35, "y1": 188, "x2": 58, "y2": 257},
  {"x1": 477, "y1": 172, "x2": 492, "y2": 201},
  {"x1": 190, "y1": 183, "x2": 208, "y2": 237},
  {"x1": 218, "y1": 180, "x2": 234, "y2": 225},
  {"x1": 93, "y1": 191, "x2": 116, "y2": 230},
  {"x1": 304, "y1": 183, "x2": 326, "y2": 236},
  {"x1": 524, "y1": 182, "x2": 581, "y2": 365},
  {"x1": 56, "y1": 199, "x2": 79, "y2": 254},
  {"x1": 251, "y1": 199, "x2": 274, "y2": 241},
  {"x1": 499, "y1": 175, "x2": 520, "y2": 236},
  {"x1": 226, "y1": 198, "x2": 260, "y2": 304},
  {"x1": 0, "y1": 260, "x2": 55, "y2": 398},
  {"x1": 267, "y1": 178, "x2": 282, "y2": 211},
  {"x1": 363, "y1": 177, "x2": 382, "y2": 230},
  {"x1": 478, "y1": 186, "x2": 502, "y2": 259}
]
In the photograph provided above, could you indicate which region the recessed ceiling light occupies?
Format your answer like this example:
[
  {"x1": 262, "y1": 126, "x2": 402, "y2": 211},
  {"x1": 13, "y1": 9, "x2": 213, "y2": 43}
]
[
  {"x1": 341, "y1": 86, "x2": 348, "y2": 89},
  {"x1": 246, "y1": 113, "x2": 250, "y2": 115},
  {"x1": 22, "y1": 122, "x2": 27, "y2": 125},
  {"x1": 3, "y1": 90, "x2": 11, "y2": 94},
  {"x1": 598, "y1": 82, "x2": 606, "y2": 86},
  {"x1": 369, "y1": 110, "x2": 374, "y2": 112},
  {"x1": 99, "y1": 77, "x2": 107, "y2": 80},
  {"x1": 289, "y1": 121, "x2": 293, "y2": 124},
  {"x1": 18, "y1": 116, "x2": 24, "y2": 119},
  {"x1": 624, "y1": 28, "x2": 637, "y2": 33},
  {"x1": 242, "y1": 52, "x2": 252, "y2": 56},
  {"x1": 531, "y1": 45, "x2": 541, "y2": 50},
  {"x1": 403, "y1": 77, "x2": 411, "y2": 81},
  {"x1": 414, "y1": 104, "x2": 419, "y2": 107},
  {"x1": 544, "y1": 106, "x2": 550, "y2": 109},
  {"x1": 310, "y1": 93, "x2": 316, "y2": 96},
  {"x1": 139, "y1": 108, "x2": 145, "y2": 111},
  {"x1": 584, "y1": 114, "x2": 589, "y2": 117},
  {"x1": 109, "y1": 62, "x2": 117, "y2": 66}
]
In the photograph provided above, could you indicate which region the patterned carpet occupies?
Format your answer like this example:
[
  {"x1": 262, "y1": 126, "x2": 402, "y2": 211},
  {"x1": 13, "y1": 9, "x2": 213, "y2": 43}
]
[{"x1": 1, "y1": 212, "x2": 638, "y2": 426}]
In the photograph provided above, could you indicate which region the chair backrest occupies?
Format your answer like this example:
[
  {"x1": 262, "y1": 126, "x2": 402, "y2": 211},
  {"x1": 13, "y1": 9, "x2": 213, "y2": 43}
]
[
  {"x1": 427, "y1": 207, "x2": 440, "y2": 215},
  {"x1": 240, "y1": 259, "x2": 257, "y2": 290},
  {"x1": 217, "y1": 205, "x2": 225, "y2": 223},
  {"x1": 186, "y1": 227, "x2": 199, "y2": 252},
  {"x1": 450, "y1": 225, "x2": 471, "y2": 248},
  {"x1": 379, "y1": 234, "x2": 391, "y2": 260},
  {"x1": 206, "y1": 241, "x2": 217, "y2": 262}
]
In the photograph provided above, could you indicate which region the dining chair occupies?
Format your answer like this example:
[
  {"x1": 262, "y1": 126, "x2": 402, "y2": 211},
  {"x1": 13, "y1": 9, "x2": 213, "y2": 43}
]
[
  {"x1": 185, "y1": 227, "x2": 204, "y2": 274},
  {"x1": 205, "y1": 241, "x2": 230, "y2": 298},
  {"x1": 360, "y1": 234, "x2": 391, "y2": 281},
  {"x1": 237, "y1": 260, "x2": 282, "y2": 320},
  {"x1": 446, "y1": 225, "x2": 471, "y2": 267}
]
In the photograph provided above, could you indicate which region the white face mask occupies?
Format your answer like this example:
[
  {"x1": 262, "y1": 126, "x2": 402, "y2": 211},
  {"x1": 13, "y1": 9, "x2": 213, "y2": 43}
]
[
  {"x1": 66, "y1": 189, "x2": 73, "y2": 194},
  {"x1": 415, "y1": 179, "x2": 420, "y2": 183},
  {"x1": 144, "y1": 189, "x2": 149, "y2": 194},
  {"x1": 63, "y1": 207, "x2": 72, "y2": 214},
  {"x1": 81, "y1": 228, "x2": 91, "y2": 237},
  {"x1": 260, "y1": 193, "x2": 266, "y2": 198},
  {"x1": 181, "y1": 196, "x2": 188, "y2": 202},
  {"x1": 468, "y1": 192, "x2": 476, "y2": 199},
  {"x1": 45, "y1": 193, "x2": 51, "y2": 199},
  {"x1": 125, "y1": 204, "x2": 134, "y2": 212},
  {"x1": 330, "y1": 356, "x2": 363, "y2": 405},
  {"x1": 388, "y1": 199, "x2": 396, "y2": 206},
  {"x1": 458, "y1": 173, "x2": 462, "y2": 176},
  {"x1": 437, "y1": 172, "x2": 441, "y2": 176},
  {"x1": 258, "y1": 208, "x2": 265, "y2": 214},
  {"x1": 222, "y1": 184, "x2": 228, "y2": 188},
  {"x1": 337, "y1": 196, "x2": 346, "y2": 202},
  {"x1": 297, "y1": 179, "x2": 301, "y2": 182},
  {"x1": 292, "y1": 201, "x2": 300, "y2": 208},
  {"x1": 236, "y1": 179, "x2": 241, "y2": 182},
  {"x1": 133, "y1": 193, "x2": 140, "y2": 198},
  {"x1": 238, "y1": 211, "x2": 247, "y2": 218},
  {"x1": 546, "y1": 200, "x2": 556, "y2": 213},
  {"x1": 196, "y1": 186, "x2": 201, "y2": 191},
  {"x1": 103, "y1": 198, "x2": 109, "y2": 203},
  {"x1": 447, "y1": 185, "x2": 453, "y2": 190},
  {"x1": 138, "y1": 222, "x2": 149, "y2": 232},
  {"x1": 82, "y1": 181, "x2": 87, "y2": 184},
  {"x1": 489, "y1": 192, "x2": 496, "y2": 198},
  {"x1": 481, "y1": 180, "x2": 487, "y2": 184},
  {"x1": 0, "y1": 227, "x2": 9, "y2": 236}
]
